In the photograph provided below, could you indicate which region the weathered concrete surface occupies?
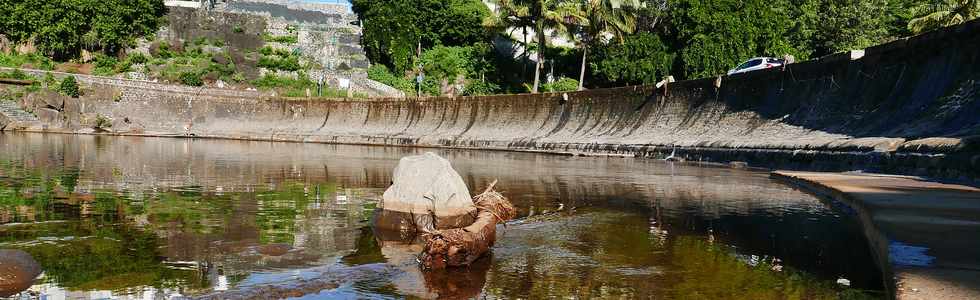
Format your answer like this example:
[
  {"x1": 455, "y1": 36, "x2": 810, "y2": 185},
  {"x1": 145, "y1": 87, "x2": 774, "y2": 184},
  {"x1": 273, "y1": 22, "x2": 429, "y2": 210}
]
[
  {"x1": 4, "y1": 20, "x2": 980, "y2": 180},
  {"x1": 772, "y1": 171, "x2": 980, "y2": 300}
]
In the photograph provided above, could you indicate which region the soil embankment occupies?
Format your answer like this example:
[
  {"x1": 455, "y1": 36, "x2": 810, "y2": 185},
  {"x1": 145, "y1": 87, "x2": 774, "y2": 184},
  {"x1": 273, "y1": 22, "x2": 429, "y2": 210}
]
[{"x1": 2, "y1": 20, "x2": 979, "y2": 180}]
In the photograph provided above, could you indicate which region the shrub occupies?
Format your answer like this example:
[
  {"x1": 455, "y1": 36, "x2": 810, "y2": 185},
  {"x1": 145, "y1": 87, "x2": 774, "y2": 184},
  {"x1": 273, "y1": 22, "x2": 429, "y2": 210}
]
[
  {"x1": 0, "y1": 52, "x2": 56, "y2": 70},
  {"x1": 0, "y1": 69, "x2": 34, "y2": 81},
  {"x1": 367, "y1": 64, "x2": 414, "y2": 94},
  {"x1": 179, "y1": 72, "x2": 203, "y2": 86},
  {"x1": 126, "y1": 53, "x2": 149, "y2": 65},
  {"x1": 92, "y1": 55, "x2": 120, "y2": 76},
  {"x1": 462, "y1": 80, "x2": 500, "y2": 96},
  {"x1": 263, "y1": 34, "x2": 298, "y2": 44},
  {"x1": 150, "y1": 41, "x2": 174, "y2": 59},
  {"x1": 95, "y1": 114, "x2": 113, "y2": 129},
  {"x1": 540, "y1": 77, "x2": 579, "y2": 93},
  {"x1": 59, "y1": 76, "x2": 80, "y2": 97},
  {"x1": 257, "y1": 53, "x2": 301, "y2": 71},
  {"x1": 233, "y1": 26, "x2": 245, "y2": 33},
  {"x1": 43, "y1": 73, "x2": 57, "y2": 87}
]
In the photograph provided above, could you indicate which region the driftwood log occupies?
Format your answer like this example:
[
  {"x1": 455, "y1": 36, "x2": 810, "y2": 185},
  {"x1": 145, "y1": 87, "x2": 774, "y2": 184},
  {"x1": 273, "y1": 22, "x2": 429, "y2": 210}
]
[{"x1": 419, "y1": 180, "x2": 516, "y2": 269}]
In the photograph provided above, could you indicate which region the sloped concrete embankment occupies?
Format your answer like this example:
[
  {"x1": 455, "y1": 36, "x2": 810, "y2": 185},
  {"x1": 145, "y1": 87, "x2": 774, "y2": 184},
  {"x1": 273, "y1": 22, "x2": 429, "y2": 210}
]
[{"x1": 6, "y1": 21, "x2": 980, "y2": 180}]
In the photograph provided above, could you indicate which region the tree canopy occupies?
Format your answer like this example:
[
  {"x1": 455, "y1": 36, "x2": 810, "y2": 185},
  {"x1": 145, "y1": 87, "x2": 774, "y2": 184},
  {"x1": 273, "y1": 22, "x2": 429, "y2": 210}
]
[
  {"x1": 0, "y1": 0, "x2": 167, "y2": 59},
  {"x1": 354, "y1": 0, "x2": 972, "y2": 95},
  {"x1": 352, "y1": 0, "x2": 493, "y2": 74}
]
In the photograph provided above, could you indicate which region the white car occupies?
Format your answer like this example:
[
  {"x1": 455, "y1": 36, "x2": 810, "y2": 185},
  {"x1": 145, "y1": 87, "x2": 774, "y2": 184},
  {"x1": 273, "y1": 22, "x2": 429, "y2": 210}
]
[{"x1": 727, "y1": 57, "x2": 785, "y2": 75}]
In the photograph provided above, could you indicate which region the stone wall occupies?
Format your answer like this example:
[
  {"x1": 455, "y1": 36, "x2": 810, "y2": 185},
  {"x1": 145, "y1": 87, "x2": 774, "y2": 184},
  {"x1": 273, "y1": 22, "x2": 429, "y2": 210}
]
[{"x1": 6, "y1": 20, "x2": 980, "y2": 181}]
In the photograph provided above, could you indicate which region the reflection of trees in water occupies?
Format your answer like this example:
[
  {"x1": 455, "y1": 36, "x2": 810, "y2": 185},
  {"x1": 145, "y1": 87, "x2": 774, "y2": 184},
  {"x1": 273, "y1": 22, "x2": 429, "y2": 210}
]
[
  {"x1": 0, "y1": 160, "x2": 379, "y2": 296},
  {"x1": 484, "y1": 211, "x2": 882, "y2": 299},
  {"x1": 668, "y1": 236, "x2": 882, "y2": 299},
  {"x1": 3, "y1": 222, "x2": 207, "y2": 293}
]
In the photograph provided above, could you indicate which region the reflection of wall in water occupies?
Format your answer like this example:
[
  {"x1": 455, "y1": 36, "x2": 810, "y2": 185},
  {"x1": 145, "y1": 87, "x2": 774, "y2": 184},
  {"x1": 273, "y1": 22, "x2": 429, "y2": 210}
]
[{"x1": 0, "y1": 134, "x2": 825, "y2": 218}]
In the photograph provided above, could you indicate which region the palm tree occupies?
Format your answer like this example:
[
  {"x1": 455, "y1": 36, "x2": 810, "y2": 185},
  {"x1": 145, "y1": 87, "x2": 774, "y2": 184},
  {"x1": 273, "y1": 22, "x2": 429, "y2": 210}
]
[
  {"x1": 489, "y1": 0, "x2": 535, "y2": 84},
  {"x1": 576, "y1": 0, "x2": 641, "y2": 90},
  {"x1": 908, "y1": 0, "x2": 979, "y2": 34},
  {"x1": 530, "y1": 0, "x2": 585, "y2": 93}
]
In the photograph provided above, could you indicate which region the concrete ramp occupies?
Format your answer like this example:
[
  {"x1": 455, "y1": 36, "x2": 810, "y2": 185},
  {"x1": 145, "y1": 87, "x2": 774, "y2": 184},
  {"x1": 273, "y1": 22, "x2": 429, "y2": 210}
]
[{"x1": 773, "y1": 171, "x2": 980, "y2": 300}]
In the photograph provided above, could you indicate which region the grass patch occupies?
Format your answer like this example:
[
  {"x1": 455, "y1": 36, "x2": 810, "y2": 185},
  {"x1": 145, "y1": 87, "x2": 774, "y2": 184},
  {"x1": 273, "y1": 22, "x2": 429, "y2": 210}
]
[
  {"x1": 0, "y1": 52, "x2": 56, "y2": 70},
  {"x1": 252, "y1": 73, "x2": 356, "y2": 98},
  {"x1": 263, "y1": 33, "x2": 299, "y2": 44}
]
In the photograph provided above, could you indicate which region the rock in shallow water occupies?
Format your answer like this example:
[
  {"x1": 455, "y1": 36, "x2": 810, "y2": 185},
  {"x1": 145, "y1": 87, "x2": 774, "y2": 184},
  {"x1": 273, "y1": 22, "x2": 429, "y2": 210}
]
[
  {"x1": 0, "y1": 249, "x2": 42, "y2": 297},
  {"x1": 376, "y1": 152, "x2": 476, "y2": 232}
]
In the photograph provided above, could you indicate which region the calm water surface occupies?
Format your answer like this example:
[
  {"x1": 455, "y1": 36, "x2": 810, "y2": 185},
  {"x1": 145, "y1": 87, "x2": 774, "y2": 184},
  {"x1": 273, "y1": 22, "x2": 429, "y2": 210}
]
[{"x1": 0, "y1": 133, "x2": 884, "y2": 299}]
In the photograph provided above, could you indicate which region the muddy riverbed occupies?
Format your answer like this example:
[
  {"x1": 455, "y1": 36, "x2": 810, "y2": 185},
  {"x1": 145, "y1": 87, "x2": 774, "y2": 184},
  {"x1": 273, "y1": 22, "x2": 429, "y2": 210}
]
[{"x1": 0, "y1": 133, "x2": 884, "y2": 299}]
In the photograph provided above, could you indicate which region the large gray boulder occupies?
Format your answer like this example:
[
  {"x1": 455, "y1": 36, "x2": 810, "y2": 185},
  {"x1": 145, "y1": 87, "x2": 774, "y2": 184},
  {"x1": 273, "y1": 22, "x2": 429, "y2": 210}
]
[
  {"x1": 0, "y1": 249, "x2": 42, "y2": 297},
  {"x1": 375, "y1": 153, "x2": 476, "y2": 232}
]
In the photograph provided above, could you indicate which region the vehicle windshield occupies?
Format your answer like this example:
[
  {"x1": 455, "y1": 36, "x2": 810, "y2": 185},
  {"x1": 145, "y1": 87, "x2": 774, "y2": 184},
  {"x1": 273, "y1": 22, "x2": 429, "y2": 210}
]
[{"x1": 737, "y1": 59, "x2": 762, "y2": 70}]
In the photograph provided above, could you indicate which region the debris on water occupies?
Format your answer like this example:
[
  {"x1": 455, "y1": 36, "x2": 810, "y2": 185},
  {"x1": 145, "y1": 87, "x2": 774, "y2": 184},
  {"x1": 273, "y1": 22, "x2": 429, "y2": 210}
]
[{"x1": 419, "y1": 180, "x2": 516, "y2": 269}]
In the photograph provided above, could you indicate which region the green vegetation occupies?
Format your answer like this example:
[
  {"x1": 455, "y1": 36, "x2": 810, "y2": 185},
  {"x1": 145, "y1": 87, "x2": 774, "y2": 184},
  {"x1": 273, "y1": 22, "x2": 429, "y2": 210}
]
[
  {"x1": 0, "y1": 69, "x2": 35, "y2": 81},
  {"x1": 352, "y1": 0, "x2": 493, "y2": 74},
  {"x1": 591, "y1": 32, "x2": 673, "y2": 86},
  {"x1": 263, "y1": 33, "x2": 300, "y2": 44},
  {"x1": 367, "y1": 65, "x2": 415, "y2": 94},
  {"x1": 354, "y1": 0, "x2": 969, "y2": 96},
  {"x1": 908, "y1": 0, "x2": 979, "y2": 33},
  {"x1": 59, "y1": 76, "x2": 80, "y2": 98},
  {"x1": 0, "y1": 0, "x2": 166, "y2": 59},
  {"x1": 0, "y1": 52, "x2": 56, "y2": 70},
  {"x1": 257, "y1": 46, "x2": 302, "y2": 71},
  {"x1": 252, "y1": 73, "x2": 354, "y2": 98},
  {"x1": 670, "y1": 236, "x2": 880, "y2": 299},
  {"x1": 539, "y1": 77, "x2": 578, "y2": 93}
]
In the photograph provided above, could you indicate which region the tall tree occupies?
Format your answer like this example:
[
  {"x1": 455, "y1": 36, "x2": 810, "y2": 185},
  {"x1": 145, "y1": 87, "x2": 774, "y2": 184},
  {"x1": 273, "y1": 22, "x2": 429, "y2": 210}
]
[
  {"x1": 908, "y1": 0, "x2": 979, "y2": 33},
  {"x1": 489, "y1": 0, "x2": 535, "y2": 85},
  {"x1": 670, "y1": 0, "x2": 802, "y2": 79},
  {"x1": 0, "y1": 0, "x2": 166, "y2": 59},
  {"x1": 576, "y1": 0, "x2": 641, "y2": 90},
  {"x1": 352, "y1": 0, "x2": 492, "y2": 73},
  {"x1": 529, "y1": 0, "x2": 584, "y2": 93}
]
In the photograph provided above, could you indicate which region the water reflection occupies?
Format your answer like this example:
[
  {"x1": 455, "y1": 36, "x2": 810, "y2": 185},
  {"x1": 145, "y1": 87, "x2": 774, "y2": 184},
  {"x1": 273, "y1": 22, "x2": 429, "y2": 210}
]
[{"x1": 0, "y1": 133, "x2": 884, "y2": 298}]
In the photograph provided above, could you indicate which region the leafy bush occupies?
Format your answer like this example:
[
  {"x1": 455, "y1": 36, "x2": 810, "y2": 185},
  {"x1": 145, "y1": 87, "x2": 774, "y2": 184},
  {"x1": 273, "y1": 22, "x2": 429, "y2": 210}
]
[
  {"x1": 367, "y1": 64, "x2": 414, "y2": 94},
  {"x1": 258, "y1": 46, "x2": 292, "y2": 57},
  {"x1": 92, "y1": 55, "x2": 120, "y2": 76},
  {"x1": 0, "y1": 52, "x2": 56, "y2": 70},
  {"x1": 252, "y1": 73, "x2": 353, "y2": 98},
  {"x1": 59, "y1": 76, "x2": 80, "y2": 97},
  {"x1": 416, "y1": 44, "x2": 495, "y2": 95},
  {"x1": 150, "y1": 41, "x2": 175, "y2": 59},
  {"x1": 540, "y1": 77, "x2": 579, "y2": 93},
  {"x1": 0, "y1": 69, "x2": 34, "y2": 81},
  {"x1": 126, "y1": 53, "x2": 149, "y2": 65},
  {"x1": 179, "y1": 72, "x2": 203, "y2": 86},
  {"x1": 462, "y1": 80, "x2": 499, "y2": 96},
  {"x1": 263, "y1": 34, "x2": 299, "y2": 44},
  {"x1": 43, "y1": 73, "x2": 57, "y2": 87},
  {"x1": 591, "y1": 32, "x2": 675, "y2": 86},
  {"x1": 258, "y1": 55, "x2": 301, "y2": 71},
  {"x1": 95, "y1": 114, "x2": 113, "y2": 129}
]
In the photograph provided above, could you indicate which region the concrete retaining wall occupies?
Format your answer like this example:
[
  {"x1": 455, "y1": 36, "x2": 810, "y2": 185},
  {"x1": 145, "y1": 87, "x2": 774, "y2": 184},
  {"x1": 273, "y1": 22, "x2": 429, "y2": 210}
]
[{"x1": 6, "y1": 20, "x2": 980, "y2": 181}]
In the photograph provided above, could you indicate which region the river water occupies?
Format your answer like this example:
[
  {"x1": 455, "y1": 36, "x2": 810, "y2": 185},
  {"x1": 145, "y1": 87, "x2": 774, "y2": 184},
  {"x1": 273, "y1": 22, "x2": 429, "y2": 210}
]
[{"x1": 0, "y1": 133, "x2": 884, "y2": 299}]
